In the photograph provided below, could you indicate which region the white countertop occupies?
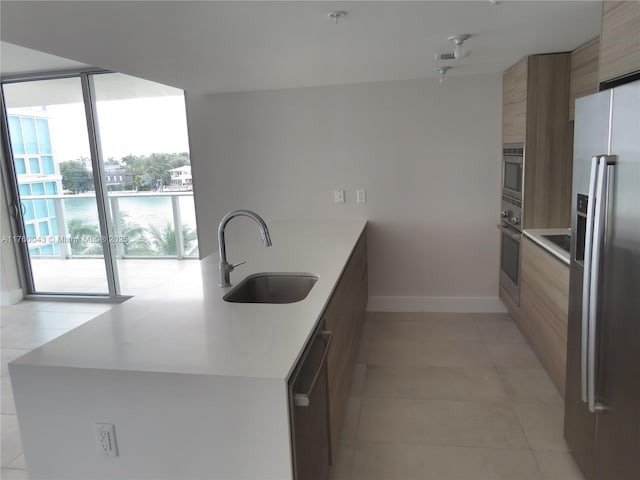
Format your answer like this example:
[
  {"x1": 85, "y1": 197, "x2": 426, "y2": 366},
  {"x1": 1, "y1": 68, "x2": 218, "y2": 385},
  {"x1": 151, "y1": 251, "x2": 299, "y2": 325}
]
[
  {"x1": 523, "y1": 228, "x2": 571, "y2": 265},
  {"x1": 12, "y1": 220, "x2": 367, "y2": 380}
]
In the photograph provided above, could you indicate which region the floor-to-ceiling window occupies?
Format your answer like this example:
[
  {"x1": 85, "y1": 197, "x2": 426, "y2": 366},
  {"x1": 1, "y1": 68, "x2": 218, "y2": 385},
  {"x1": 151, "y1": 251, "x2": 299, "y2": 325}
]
[{"x1": 1, "y1": 71, "x2": 198, "y2": 298}]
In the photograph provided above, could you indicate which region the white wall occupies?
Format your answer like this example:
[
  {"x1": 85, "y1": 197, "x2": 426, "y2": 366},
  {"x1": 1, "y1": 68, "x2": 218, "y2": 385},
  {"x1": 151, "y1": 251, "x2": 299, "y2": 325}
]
[
  {"x1": 1, "y1": 150, "x2": 23, "y2": 305},
  {"x1": 186, "y1": 75, "x2": 504, "y2": 312}
]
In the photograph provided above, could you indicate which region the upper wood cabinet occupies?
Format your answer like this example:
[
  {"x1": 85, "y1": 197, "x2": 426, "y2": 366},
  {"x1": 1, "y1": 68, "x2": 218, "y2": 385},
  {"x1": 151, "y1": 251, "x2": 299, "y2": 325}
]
[
  {"x1": 570, "y1": 37, "x2": 600, "y2": 121},
  {"x1": 599, "y1": 1, "x2": 640, "y2": 84},
  {"x1": 502, "y1": 58, "x2": 528, "y2": 144},
  {"x1": 502, "y1": 53, "x2": 573, "y2": 228}
]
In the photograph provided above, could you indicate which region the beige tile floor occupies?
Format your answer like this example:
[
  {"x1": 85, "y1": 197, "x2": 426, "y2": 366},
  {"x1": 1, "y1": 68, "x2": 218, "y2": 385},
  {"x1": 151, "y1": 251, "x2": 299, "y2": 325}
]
[
  {"x1": 1, "y1": 300, "x2": 114, "y2": 479},
  {"x1": 330, "y1": 312, "x2": 586, "y2": 480},
  {"x1": 0, "y1": 306, "x2": 585, "y2": 480}
]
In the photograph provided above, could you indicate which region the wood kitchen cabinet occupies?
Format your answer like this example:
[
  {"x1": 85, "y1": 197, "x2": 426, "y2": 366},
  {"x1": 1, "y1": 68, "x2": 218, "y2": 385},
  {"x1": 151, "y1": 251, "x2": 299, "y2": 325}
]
[
  {"x1": 289, "y1": 322, "x2": 332, "y2": 480},
  {"x1": 517, "y1": 238, "x2": 570, "y2": 395},
  {"x1": 323, "y1": 230, "x2": 367, "y2": 456},
  {"x1": 598, "y1": 1, "x2": 640, "y2": 84},
  {"x1": 502, "y1": 58, "x2": 528, "y2": 144},
  {"x1": 570, "y1": 37, "x2": 600, "y2": 121},
  {"x1": 502, "y1": 53, "x2": 573, "y2": 229},
  {"x1": 288, "y1": 229, "x2": 367, "y2": 478}
]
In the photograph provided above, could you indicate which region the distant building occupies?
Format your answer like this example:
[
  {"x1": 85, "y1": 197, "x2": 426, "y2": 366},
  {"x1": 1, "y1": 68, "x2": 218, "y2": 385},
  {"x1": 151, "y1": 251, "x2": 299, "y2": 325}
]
[
  {"x1": 168, "y1": 165, "x2": 192, "y2": 190},
  {"x1": 7, "y1": 111, "x2": 63, "y2": 255},
  {"x1": 104, "y1": 164, "x2": 135, "y2": 190}
]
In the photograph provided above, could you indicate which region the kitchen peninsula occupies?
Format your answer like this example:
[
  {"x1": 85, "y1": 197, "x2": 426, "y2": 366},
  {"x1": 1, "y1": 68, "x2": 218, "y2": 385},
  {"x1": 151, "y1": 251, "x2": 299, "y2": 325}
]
[{"x1": 9, "y1": 220, "x2": 368, "y2": 480}]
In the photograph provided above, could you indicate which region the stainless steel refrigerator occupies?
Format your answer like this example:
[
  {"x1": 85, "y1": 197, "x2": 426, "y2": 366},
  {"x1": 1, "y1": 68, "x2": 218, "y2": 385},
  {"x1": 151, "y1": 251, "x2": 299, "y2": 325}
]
[{"x1": 564, "y1": 79, "x2": 639, "y2": 480}]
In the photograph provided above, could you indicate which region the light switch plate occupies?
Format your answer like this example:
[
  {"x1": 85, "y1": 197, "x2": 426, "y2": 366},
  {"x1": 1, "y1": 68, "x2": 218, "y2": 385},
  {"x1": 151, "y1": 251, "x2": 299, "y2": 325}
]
[{"x1": 356, "y1": 189, "x2": 366, "y2": 203}]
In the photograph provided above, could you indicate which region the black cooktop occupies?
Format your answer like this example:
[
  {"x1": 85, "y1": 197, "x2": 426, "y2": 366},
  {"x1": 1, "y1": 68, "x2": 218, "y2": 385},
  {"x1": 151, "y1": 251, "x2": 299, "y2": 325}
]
[{"x1": 542, "y1": 234, "x2": 571, "y2": 253}]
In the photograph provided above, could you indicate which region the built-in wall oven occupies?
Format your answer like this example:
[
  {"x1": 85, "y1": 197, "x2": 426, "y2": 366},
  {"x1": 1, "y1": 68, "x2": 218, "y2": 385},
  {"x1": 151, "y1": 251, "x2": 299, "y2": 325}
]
[
  {"x1": 502, "y1": 143, "x2": 524, "y2": 200},
  {"x1": 499, "y1": 144, "x2": 524, "y2": 304}
]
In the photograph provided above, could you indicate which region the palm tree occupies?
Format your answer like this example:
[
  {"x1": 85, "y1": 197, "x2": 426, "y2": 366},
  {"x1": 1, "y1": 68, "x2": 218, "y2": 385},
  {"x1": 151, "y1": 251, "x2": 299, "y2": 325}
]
[
  {"x1": 66, "y1": 218, "x2": 102, "y2": 255},
  {"x1": 147, "y1": 223, "x2": 198, "y2": 256},
  {"x1": 116, "y1": 215, "x2": 152, "y2": 256}
]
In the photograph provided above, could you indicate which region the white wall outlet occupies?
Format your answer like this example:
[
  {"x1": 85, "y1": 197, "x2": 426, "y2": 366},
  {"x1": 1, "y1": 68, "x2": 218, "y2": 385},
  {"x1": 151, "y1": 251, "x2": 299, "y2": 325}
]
[
  {"x1": 356, "y1": 189, "x2": 367, "y2": 203},
  {"x1": 334, "y1": 189, "x2": 345, "y2": 204},
  {"x1": 96, "y1": 423, "x2": 118, "y2": 457}
]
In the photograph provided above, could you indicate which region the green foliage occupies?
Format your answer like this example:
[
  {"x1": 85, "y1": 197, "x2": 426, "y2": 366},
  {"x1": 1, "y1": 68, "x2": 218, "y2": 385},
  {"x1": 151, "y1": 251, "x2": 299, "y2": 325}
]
[
  {"x1": 121, "y1": 152, "x2": 190, "y2": 188},
  {"x1": 117, "y1": 215, "x2": 152, "y2": 256},
  {"x1": 60, "y1": 160, "x2": 93, "y2": 193},
  {"x1": 66, "y1": 218, "x2": 102, "y2": 255},
  {"x1": 147, "y1": 223, "x2": 198, "y2": 256},
  {"x1": 64, "y1": 217, "x2": 198, "y2": 257}
]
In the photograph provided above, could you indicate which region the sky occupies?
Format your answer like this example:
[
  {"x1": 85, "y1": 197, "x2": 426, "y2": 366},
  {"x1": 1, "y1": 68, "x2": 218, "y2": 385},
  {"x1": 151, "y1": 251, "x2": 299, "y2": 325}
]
[{"x1": 11, "y1": 95, "x2": 190, "y2": 164}]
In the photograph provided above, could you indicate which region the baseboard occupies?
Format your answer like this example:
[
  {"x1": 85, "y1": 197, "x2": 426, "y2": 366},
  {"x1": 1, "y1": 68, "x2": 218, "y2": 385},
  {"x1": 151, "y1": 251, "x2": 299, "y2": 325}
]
[
  {"x1": 0, "y1": 288, "x2": 24, "y2": 306},
  {"x1": 367, "y1": 296, "x2": 507, "y2": 313}
]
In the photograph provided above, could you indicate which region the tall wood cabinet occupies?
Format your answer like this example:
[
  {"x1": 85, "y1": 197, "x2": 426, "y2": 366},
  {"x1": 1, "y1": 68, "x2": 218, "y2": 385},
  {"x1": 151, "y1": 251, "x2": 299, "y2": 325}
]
[
  {"x1": 599, "y1": 1, "x2": 640, "y2": 84},
  {"x1": 570, "y1": 37, "x2": 600, "y2": 121},
  {"x1": 502, "y1": 53, "x2": 573, "y2": 229}
]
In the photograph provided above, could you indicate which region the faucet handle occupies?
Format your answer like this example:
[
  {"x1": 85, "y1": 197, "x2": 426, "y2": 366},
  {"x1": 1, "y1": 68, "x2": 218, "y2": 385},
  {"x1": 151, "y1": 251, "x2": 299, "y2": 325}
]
[{"x1": 231, "y1": 260, "x2": 246, "y2": 270}]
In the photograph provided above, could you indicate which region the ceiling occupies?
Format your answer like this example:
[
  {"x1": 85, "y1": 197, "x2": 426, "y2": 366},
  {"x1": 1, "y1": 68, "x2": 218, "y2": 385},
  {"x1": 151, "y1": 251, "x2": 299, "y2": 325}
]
[{"x1": 0, "y1": 1, "x2": 602, "y2": 94}]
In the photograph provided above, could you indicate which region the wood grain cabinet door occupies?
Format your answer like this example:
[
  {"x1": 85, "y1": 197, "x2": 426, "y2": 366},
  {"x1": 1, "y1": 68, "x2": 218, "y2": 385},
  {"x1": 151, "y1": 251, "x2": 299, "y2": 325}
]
[
  {"x1": 502, "y1": 58, "x2": 528, "y2": 144},
  {"x1": 519, "y1": 238, "x2": 570, "y2": 394},
  {"x1": 324, "y1": 231, "x2": 367, "y2": 456},
  {"x1": 570, "y1": 37, "x2": 600, "y2": 121},
  {"x1": 599, "y1": 1, "x2": 640, "y2": 84}
]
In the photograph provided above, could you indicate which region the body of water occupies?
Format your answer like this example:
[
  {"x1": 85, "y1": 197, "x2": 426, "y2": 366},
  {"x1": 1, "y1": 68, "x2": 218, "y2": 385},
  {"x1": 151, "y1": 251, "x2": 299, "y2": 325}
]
[{"x1": 63, "y1": 194, "x2": 198, "y2": 231}]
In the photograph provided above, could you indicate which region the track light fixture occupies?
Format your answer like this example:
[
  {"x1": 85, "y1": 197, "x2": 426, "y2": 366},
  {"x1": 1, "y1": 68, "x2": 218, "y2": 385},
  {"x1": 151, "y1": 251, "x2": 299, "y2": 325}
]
[
  {"x1": 328, "y1": 11, "x2": 346, "y2": 24},
  {"x1": 435, "y1": 66, "x2": 451, "y2": 84},
  {"x1": 448, "y1": 34, "x2": 471, "y2": 59}
]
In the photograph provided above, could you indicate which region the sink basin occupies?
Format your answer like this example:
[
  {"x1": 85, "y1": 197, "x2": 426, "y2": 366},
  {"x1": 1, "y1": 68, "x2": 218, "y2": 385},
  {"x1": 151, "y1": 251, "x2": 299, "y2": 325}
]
[
  {"x1": 542, "y1": 234, "x2": 571, "y2": 253},
  {"x1": 224, "y1": 273, "x2": 318, "y2": 304}
]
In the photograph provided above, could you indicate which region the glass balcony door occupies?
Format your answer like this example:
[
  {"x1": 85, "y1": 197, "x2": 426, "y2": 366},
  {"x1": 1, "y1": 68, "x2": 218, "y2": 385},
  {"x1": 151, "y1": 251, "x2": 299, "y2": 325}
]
[
  {"x1": 91, "y1": 73, "x2": 197, "y2": 295},
  {"x1": 2, "y1": 76, "x2": 116, "y2": 295},
  {"x1": 2, "y1": 71, "x2": 198, "y2": 299}
]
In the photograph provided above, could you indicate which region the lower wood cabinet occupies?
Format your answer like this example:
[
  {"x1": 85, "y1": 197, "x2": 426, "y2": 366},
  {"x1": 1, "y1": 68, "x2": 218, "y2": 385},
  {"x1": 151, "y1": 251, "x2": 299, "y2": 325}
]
[
  {"x1": 500, "y1": 237, "x2": 569, "y2": 395},
  {"x1": 324, "y1": 230, "x2": 368, "y2": 456},
  {"x1": 289, "y1": 323, "x2": 332, "y2": 480},
  {"x1": 288, "y1": 228, "x2": 368, "y2": 478}
]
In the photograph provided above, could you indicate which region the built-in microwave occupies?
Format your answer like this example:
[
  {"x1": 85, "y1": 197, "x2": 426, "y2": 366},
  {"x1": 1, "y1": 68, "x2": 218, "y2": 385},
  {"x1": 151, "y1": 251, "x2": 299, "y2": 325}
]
[{"x1": 502, "y1": 143, "x2": 524, "y2": 200}]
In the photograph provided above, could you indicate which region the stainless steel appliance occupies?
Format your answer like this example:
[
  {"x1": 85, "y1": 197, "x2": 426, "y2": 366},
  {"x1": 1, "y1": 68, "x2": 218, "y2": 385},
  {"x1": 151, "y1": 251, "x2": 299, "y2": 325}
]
[
  {"x1": 564, "y1": 79, "x2": 639, "y2": 480},
  {"x1": 289, "y1": 323, "x2": 332, "y2": 480},
  {"x1": 498, "y1": 195, "x2": 522, "y2": 304},
  {"x1": 498, "y1": 144, "x2": 525, "y2": 304},
  {"x1": 502, "y1": 143, "x2": 524, "y2": 200}
]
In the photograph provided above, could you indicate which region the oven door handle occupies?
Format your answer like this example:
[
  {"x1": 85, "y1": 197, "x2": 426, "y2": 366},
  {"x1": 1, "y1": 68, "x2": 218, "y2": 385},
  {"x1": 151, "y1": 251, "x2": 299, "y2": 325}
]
[{"x1": 497, "y1": 224, "x2": 522, "y2": 241}]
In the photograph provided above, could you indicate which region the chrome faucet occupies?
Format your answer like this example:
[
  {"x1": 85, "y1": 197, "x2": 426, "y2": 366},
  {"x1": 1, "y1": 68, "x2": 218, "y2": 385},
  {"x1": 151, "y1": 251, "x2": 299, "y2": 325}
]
[{"x1": 218, "y1": 209, "x2": 272, "y2": 287}]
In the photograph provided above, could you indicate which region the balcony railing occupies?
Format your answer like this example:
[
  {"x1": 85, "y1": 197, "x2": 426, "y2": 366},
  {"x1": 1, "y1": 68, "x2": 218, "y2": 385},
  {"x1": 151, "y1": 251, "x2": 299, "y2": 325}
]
[{"x1": 19, "y1": 191, "x2": 199, "y2": 260}]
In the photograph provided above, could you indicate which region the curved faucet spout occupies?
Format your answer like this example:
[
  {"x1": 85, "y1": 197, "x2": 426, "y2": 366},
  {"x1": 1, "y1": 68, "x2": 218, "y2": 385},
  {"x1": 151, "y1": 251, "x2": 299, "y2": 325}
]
[{"x1": 218, "y1": 209, "x2": 272, "y2": 287}]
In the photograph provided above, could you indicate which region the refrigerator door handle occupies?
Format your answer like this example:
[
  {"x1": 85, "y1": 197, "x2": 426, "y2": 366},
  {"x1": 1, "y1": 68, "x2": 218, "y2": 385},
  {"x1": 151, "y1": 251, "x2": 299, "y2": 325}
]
[
  {"x1": 581, "y1": 156, "x2": 599, "y2": 403},
  {"x1": 587, "y1": 155, "x2": 616, "y2": 413}
]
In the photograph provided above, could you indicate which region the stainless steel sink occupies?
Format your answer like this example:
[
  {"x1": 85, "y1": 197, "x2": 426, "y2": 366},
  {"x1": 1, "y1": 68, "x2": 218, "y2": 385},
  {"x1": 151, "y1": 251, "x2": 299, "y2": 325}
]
[{"x1": 223, "y1": 273, "x2": 318, "y2": 304}]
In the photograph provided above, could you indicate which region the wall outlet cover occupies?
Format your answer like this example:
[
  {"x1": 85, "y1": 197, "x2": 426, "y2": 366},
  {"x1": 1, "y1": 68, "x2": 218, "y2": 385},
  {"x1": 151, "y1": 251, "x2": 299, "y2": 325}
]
[{"x1": 96, "y1": 423, "x2": 118, "y2": 457}]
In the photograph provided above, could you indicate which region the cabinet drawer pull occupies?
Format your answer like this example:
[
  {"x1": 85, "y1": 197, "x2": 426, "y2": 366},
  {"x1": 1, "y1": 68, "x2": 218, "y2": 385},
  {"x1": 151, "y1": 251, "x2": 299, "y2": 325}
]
[{"x1": 293, "y1": 331, "x2": 332, "y2": 407}]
